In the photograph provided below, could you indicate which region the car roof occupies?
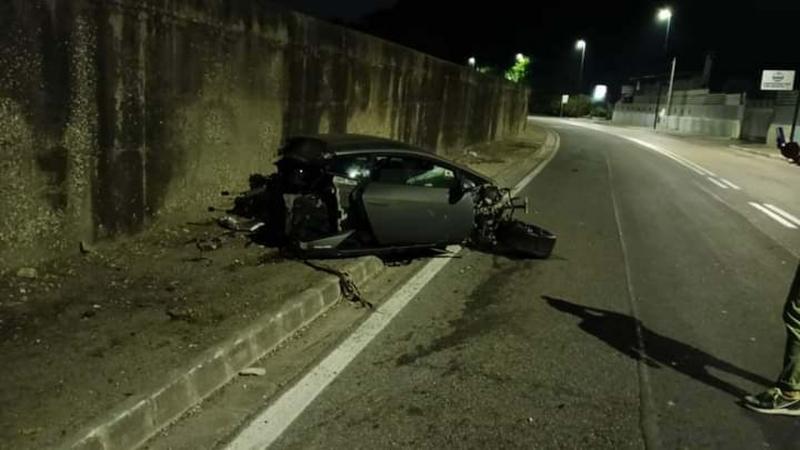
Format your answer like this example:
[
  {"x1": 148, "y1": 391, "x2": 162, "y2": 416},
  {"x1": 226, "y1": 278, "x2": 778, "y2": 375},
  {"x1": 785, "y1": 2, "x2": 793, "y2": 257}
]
[{"x1": 282, "y1": 134, "x2": 493, "y2": 184}]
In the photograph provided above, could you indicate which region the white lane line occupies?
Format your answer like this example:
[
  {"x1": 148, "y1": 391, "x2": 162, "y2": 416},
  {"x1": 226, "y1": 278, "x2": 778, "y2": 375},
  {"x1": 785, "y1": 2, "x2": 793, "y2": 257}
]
[
  {"x1": 226, "y1": 250, "x2": 457, "y2": 450},
  {"x1": 707, "y1": 177, "x2": 729, "y2": 189},
  {"x1": 512, "y1": 132, "x2": 560, "y2": 195},
  {"x1": 763, "y1": 204, "x2": 800, "y2": 227},
  {"x1": 750, "y1": 202, "x2": 798, "y2": 229},
  {"x1": 226, "y1": 132, "x2": 562, "y2": 450},
  {"x1": 657, "y1": 147, "x2": 716, "y2": 177},
  {"x1": 564, "y1": 121, "x2": 720, "y2": 177},
  {"x1": 625, "y1": 138, "x2": 707, "y2": 176},
  {"x1": 718, "y1": 178, "x2": 741, "y2": 190}
]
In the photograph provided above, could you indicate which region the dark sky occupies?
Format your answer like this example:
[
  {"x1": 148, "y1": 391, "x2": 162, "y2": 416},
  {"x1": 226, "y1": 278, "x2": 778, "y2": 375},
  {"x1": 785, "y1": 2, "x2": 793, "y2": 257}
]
[
  {"x1": 272, "y1": 0, "x2": 397, "y2": 19},
  {"x1": 273, "y1": 0, "x2": 800, "y2": 101}
]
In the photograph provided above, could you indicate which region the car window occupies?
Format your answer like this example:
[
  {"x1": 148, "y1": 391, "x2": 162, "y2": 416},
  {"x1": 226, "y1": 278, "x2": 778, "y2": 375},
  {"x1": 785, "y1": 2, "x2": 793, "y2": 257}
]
[
  {"x1": 374, "y1": 156, "x2": 456, "y2": 188},
  {"x1": 329, "y1": 156, "x2": 372, "y2": 180}
]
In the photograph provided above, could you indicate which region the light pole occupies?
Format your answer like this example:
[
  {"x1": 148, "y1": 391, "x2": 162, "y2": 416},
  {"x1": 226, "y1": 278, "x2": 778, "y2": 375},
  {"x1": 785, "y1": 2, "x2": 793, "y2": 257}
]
[
  {"x1": 575, "y1": 39, "x2": 587, "y2": 93},
  {"x1": 658, "y1": 8, "x2": 672, "y2": 53},
  {"x1": 468, "y1": 57, "x2": 476, "y2": 69},
  {"x1": 653, "y1": 7, "x2": 674, "y2": 129}
]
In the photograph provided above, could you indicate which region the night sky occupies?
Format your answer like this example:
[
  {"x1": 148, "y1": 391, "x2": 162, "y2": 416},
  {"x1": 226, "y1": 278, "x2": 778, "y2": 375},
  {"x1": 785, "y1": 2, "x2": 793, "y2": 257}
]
[{"x1": 273, "y1": 0, "x2": 800, "y2": 104}]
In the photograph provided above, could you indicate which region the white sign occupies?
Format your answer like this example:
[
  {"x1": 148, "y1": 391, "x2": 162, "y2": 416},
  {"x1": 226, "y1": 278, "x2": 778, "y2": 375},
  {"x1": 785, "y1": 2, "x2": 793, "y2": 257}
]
[
  {"x1": 561, "y1": 95, "x2": 570, "y2": 105},
  {"x1": 592, "y1": 85, "x2": 608, "y2": 102},
  {"x1": 761, "y1": 70, "x2": 796, "y2": 91}
]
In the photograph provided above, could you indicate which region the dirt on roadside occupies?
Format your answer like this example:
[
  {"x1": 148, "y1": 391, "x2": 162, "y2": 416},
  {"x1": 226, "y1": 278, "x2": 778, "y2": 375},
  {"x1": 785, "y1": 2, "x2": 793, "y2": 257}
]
[{"x1": 0, "y1": 216, "x2": 367, "y2": 449}]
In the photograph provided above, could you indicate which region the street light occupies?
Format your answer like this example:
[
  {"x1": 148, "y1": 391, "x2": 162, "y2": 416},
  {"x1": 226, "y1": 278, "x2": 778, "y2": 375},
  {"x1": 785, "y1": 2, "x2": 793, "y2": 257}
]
[
  {"x1": 657, "y1": 7, "x2": 672, "y2": 53},
  {"x1": 516, "y1": 53, "x2": 525, "y2": 63},
  {"x1": 653, "y1": 7, "x2": 675, "y2": 130},
  {"x1": 468, "y1": 57, "x2": 476, "y2": 68},
  {"x1": 575, "y1": 39, "x2": 587, "y2": 93}
]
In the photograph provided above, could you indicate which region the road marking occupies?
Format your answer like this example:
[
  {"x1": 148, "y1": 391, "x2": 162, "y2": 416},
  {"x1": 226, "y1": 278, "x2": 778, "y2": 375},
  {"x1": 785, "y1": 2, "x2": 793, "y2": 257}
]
[
  {"x1": 763, "y1": 204, "x2": 800, "y2": 227},
  {"x1": 226, "y1": 131, "x2": 562, "y2": 450},
  {"x1": 707, "y1": 177, "x2": 729, "y2": 189},
  {"x1": 627, "y1": 137, "x2": 716, "y2": 177},
  {"x1": 605, "y1": 154, "x2": 662, "y2": 450},
  {"x1": 512, "y1": 132, "x2": 560, "y2": 195},
  {"x1": 563, "y1": 121, "x2": 721, "y2": 178},
  {"x1": 625, "y1": 138, "x2": 705, "y2": 176},
  {"x1": 718, "y1": 178, "x2": 741, "y2": 190},
  {"x1": 696, "y1": 183, "x2": 799, "y2": 259},
  {"x1": 749, "y1": 202, "x2": 798, "y2": 229},
  {"x1": 225, "y1": 250, "x2": 457, "y2": 450}
]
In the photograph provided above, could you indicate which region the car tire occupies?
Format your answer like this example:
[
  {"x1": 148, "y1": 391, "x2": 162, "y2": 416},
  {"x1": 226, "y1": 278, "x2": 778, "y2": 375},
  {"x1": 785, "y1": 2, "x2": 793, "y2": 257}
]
[{"x1": 495, "y1": 220, "x2": 556, "y2": 259}]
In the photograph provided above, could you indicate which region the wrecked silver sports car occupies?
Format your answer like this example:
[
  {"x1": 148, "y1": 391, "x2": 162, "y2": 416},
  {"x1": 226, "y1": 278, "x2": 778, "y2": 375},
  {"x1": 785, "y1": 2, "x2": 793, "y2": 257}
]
[{"x1": 225, "y1": 134, "x2": 556, "y2": 259}]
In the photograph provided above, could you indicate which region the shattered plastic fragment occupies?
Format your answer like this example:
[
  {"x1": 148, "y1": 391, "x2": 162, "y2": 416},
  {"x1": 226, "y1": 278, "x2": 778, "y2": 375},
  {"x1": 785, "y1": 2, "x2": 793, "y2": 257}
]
[
  {"x1": 196, "y1": 238, "x2": 223, "y2": 252},
  {"x1": 217, "y1": 216, "x2": 240, "y2": 231},
  {"x1": 239, "y1": 367, "x2": 267, "y2": 377},
  {"x1": 16, "y1": 267, "x2": 37, "y2": 279}
]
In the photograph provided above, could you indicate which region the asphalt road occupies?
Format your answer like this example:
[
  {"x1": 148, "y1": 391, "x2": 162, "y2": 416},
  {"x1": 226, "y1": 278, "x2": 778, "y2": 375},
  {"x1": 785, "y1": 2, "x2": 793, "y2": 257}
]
[{"x1": 153, "y1": 120, "x2": 800, "y2": 449}]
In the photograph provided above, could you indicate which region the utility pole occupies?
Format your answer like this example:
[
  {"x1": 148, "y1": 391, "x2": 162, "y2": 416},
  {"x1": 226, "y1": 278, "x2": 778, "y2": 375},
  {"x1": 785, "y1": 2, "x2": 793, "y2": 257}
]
[
  {"x1": 791, "y1": 89, "x2": 800, "y2": 142},
  {"x1": 665, "y1": 57, "x2": 677, "y2": 121},
  {"x1": 653, "y1": 7, "x2": 673, "y2": 130}
]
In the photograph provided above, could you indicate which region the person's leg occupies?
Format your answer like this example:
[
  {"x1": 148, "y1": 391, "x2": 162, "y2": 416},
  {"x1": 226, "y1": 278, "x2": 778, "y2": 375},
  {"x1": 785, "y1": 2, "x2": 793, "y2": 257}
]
[
  {"x1": 743, "y1": 261, "x2": 800, "y2": 415},
  {"x1": 777, "y1": 275, "x2": 800, "y2": 397}
]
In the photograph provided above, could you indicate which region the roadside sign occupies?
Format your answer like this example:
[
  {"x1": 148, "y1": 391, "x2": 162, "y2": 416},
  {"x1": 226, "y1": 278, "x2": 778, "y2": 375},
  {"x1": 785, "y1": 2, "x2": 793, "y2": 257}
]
[
  {"x1": 592, "y1": 85, "x2": 608, "y2": 102},
  {"x1": 761, "y1": 70, "x2": 796, "y2": 91},
  {"x1": 621, "y1": 85, "x2": 634, "y2": 97},
  {"x1": 561, "y1": 95, "x2": 569, "y2": 104}
]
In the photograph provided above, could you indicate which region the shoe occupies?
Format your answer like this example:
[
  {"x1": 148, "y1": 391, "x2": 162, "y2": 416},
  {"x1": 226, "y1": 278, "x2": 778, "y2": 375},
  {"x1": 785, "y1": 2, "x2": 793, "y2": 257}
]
[{"x1": 743, "y1": 388, "x2": 800, "y2": 416}]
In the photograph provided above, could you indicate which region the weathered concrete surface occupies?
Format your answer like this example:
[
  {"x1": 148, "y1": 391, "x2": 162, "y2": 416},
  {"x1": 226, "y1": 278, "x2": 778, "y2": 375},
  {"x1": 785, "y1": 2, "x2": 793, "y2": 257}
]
[
  {"x1": 0, "y1": 0, "x2": 529, "y2": 269},
  {"x1": 613, "y1": 90, "x2": 744, "y2": 139}
]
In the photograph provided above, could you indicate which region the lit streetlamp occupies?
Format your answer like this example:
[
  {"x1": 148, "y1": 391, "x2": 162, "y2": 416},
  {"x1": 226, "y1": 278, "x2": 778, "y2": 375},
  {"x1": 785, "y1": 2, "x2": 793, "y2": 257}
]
[
  {"x1": 653, "y1": 7, "x2": 676, "y2": 130},
  {"x1": 657, "y1": 7, "x2": 673, "y2": 53},
  {"x1": 575, "y1": 39, "x2": 587, "y2": 93},
  {"x1": 516, "y1": 53, "x2": 525, "y2": 63},
  {"x1": 468, "y1": 57, "x2": 476, "y2": 68}
]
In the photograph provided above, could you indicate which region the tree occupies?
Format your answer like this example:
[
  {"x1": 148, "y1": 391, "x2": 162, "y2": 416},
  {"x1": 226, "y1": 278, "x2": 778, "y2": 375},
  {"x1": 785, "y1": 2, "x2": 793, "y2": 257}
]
[
  {"x1": 550, "y1": 95, "x2": 591, "y2": 117},
  {"x1": 505, "y1": 55, "x2": 531, "y2": 83}
]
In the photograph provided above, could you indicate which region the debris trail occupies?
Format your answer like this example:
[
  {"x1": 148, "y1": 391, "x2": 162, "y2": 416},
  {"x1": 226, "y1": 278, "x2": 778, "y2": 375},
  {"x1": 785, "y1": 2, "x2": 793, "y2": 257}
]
[{"x1": 303, "y1": 261, "x2": 372, "y2": 309}]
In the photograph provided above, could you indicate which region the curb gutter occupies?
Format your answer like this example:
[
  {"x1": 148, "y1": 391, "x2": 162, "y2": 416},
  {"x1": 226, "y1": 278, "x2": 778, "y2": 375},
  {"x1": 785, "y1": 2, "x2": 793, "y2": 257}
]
[{"x1": 728, "y1": 144, "x2": 786, "y2": 161}]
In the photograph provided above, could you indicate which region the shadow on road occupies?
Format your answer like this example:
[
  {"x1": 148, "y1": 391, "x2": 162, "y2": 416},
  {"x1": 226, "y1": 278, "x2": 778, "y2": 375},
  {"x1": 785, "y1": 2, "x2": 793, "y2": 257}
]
[{"x1": 543, "y1": 296, "x2": 773, "y2": 398}]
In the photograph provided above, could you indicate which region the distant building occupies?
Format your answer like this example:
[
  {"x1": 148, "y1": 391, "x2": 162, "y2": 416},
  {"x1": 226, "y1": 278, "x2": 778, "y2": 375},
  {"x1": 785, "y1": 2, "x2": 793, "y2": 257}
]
[{"x1": 620, "y1": 54, "x2": 714, "y2": 101}]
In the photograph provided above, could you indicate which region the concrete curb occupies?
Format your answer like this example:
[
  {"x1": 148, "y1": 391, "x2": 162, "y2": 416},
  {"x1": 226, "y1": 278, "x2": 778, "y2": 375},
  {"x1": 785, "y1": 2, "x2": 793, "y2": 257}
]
[
  {"x1": 728, "y1": 144, "x2": 787, "y2": 161},
  {"x1": 67, "y1": 256, "x2": 385, "y2": 450},
  {"x1": 490, "y1": 129, "x2": 558, "y2": 189}
]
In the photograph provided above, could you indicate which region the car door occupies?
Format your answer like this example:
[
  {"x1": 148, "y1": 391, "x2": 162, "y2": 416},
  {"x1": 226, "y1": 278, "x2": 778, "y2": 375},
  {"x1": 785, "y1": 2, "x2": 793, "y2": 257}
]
[{"x1": 360, "y1": 155, "x2": 475, "y2": 246}]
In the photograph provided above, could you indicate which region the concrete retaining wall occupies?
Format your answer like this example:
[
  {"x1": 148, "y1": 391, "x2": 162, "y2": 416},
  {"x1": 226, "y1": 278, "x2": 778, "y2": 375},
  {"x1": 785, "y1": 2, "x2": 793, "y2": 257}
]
[
  {"x1": 613, "y1": 90, "x2": 744, "y2": 139},
  {"x1": 765, "y1": 92, "x2": 800, "y2": 145},
  {"x1": 741, "y1": 106, "x2": 775, "y2": 142},
  {"x1": 0, "y1": 0, "x2": 529, "y2": 269},
  {"x1": 611, "y1": 107, "x2": 656, "y2": 128}
]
